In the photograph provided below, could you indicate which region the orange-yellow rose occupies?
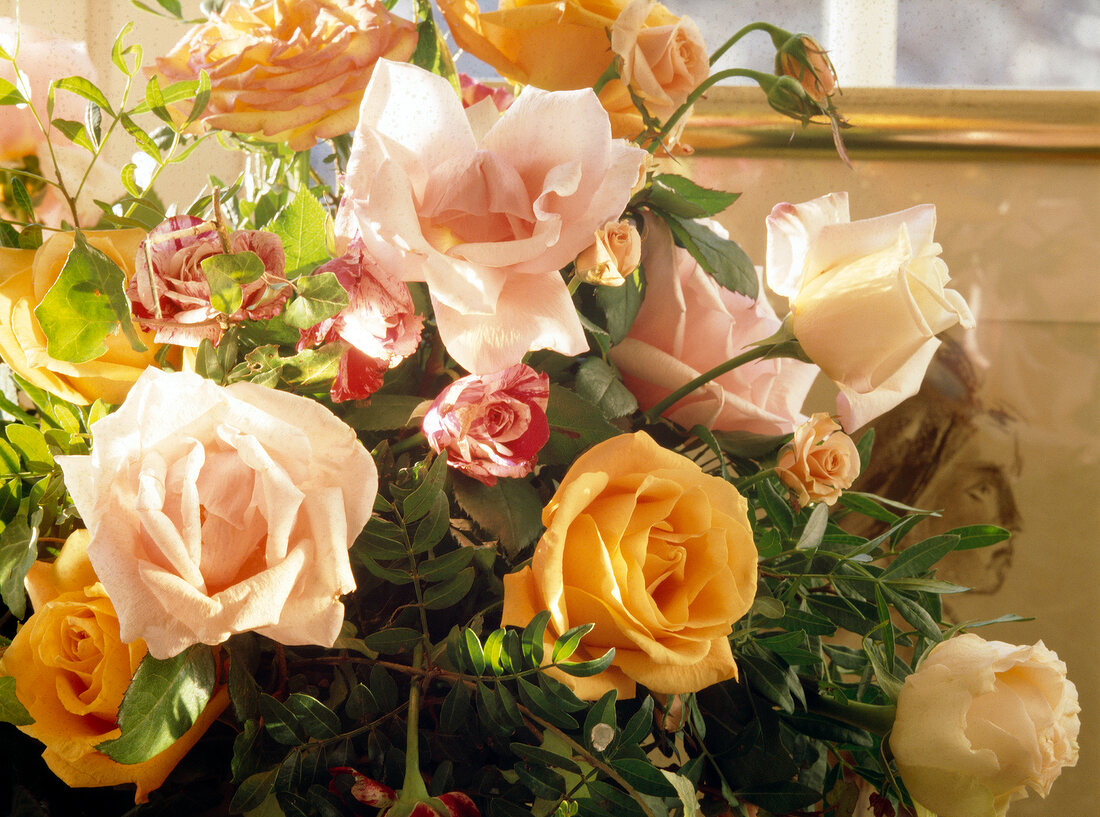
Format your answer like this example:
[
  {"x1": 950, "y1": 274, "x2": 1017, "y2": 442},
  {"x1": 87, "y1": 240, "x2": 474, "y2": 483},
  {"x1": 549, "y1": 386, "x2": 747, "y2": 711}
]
[
  {"x1": 502, "y1": 432, "x2": 757, "y2": 699},
  {"x1": 0, "y1": 531, "x2": 229, "y2": 803},
  {"x1": 776, "y1": 412, "x2": 860, "y2": 506},
  {"x1": 153, "y1": 0, "x2": 418, "y2": 152},
  {"x1": 574, "y1": 219, "x2": 641, "y2": 286},
  {"x1": 438, "y1": 0, "x2": 706, "y2": 142},
  {"x1": 0, "y1": 229, "x2": 162, "y2": 405}
]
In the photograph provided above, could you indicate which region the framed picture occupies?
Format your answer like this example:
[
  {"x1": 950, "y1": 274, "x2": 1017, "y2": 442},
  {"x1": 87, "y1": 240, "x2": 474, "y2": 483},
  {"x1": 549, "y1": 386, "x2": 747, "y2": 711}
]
[{"x1": 682, "y1": 85, "x2": 1099, "y2": 816}]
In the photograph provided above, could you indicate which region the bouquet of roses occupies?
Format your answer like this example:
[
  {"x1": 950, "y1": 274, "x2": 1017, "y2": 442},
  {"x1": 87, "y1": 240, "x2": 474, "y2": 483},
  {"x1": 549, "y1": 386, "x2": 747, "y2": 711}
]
[{"x1": 0, "y1": 2, "x2": 1080, "y2": 817}]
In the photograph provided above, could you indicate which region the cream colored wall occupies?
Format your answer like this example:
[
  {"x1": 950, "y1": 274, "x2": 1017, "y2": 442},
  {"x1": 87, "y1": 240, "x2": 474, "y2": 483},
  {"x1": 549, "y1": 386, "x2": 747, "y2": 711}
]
[{"x1": 0, "y1": 0, "x2": 244, "y2": 211}]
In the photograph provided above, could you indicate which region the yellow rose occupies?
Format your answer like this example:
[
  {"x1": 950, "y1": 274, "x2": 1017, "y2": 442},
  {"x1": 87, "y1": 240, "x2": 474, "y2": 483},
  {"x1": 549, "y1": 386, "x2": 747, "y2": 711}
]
[
  {"x1": 153, "y1": 0, "x2": 418, "y2": 152},
  {"x1": 776, "y1": 412, "x2": 860, "y2": 506},
  {"x1": 438, "y1": 0, "x2": 703, "y2": 141},
  {"x1": 0, "y1": 229, "x2": 162, "y2": 405},
  {"x1": 502, "y1": 432, "x2": 757, "y2": 699},
  {"x1": 0, "y1": 531, "x2": 229, "y2": 804}
]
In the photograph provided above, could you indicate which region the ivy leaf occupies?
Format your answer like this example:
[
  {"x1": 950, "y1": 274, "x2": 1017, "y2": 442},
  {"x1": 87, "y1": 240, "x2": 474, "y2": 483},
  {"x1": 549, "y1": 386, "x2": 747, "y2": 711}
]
[
  {"x1": 96, "y1": 645, "x2": 217, "y2": 763},
  {"x1": 34, "y1": 231, "x2": 148, "y2": 363},
  {"x1": 283, "y1": 271, "x2": 349, "y2": 330},
  {"x1": 270, "y1": 188, "x2": 333, "y2": 279},
  {"x1": 201, "y1": 251, "x2": 265, "y2": 315},
  {"x1": 660, "y1": 212, "x2": 758, "y2": 299}
]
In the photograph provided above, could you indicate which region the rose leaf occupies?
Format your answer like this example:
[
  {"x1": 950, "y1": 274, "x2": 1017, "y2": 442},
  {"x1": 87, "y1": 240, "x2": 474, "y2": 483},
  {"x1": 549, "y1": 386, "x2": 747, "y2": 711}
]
[
  {"x1": 96, "y1": 644, "x2": 217, "y2": 764},
  {"x1": 34, "y1": 231, "x2": 148, "y2": 363},
  {"x1": 0, "y1": 676, "x2": 33, "y2": 726},
  {"x1": 661, "y1": 212, "x2": 758, "y2": 299},
  {"x1": 452, "y1": 475, "x2": 542, "y2": 559},
  {"x1": 575, "y1": 357, "x2": 638, "y2": 419},
  {"x1": 270, "y1": 188, "x2": 333, "y2": 280},
  {"x1": 595, "y1": 263, "x2": 645, "y2": 344},
  {"x1": 646, "y1": 173, "x2": 741, "y2": 218}
]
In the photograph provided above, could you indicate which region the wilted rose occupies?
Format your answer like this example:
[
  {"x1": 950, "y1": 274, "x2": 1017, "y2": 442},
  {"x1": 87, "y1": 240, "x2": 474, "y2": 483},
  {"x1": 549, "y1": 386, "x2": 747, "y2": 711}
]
[
  {"x1": 0, "y1": 229, "x2": 162, "y2": 405},
  {"x1": 297, "y1": 242, "x2": 423, "y2": 402},
  {"x1": 342, "y1": 60, "x2": 644, "y2": 373},
  {"x1": 574, "y1": 219, "x2": 641, "y2": 287},
  {"x1": 609, "y1": 214, "x2": 817, "y2": 435},
  {"x1": 776, "y1": 412, "x2": 860, "y2": 506},
  {"x1": 0, "y1": 530, "x2": 229, "y2": 803},
  {"x1": 422, "y1": 363, "x2": 550, "y2": 485},
  {"x1": 502, "y1": 432, "x2": 757, "y2": 699},
  {"x1": 437, "y1": 0, "x2": 704, "y2": 143},
  {"x1": 766, "y1": 192, "x2": 974, "y2": 430},
  {"x1": 57, "y1": 368, "x2": 377, "y2": 659},
  {"x1": 127, "y1": 215, "x2": 289, "y2": 347},
  {"x1": 152, "y1": 0, "x2": 418, "y2": 151},
  {"x1": 890, "y1": 634, "x2": 1080, "y2": 817}
]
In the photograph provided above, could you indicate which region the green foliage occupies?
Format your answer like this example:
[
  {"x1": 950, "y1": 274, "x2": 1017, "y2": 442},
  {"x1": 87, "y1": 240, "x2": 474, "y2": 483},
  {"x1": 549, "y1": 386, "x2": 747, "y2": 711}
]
[
  {"x1": 270, "y1": 188, "x2": 333, "y2": 280},
  {"x1": 657, "y1": 212, "x2": 759, "y2": 299}
]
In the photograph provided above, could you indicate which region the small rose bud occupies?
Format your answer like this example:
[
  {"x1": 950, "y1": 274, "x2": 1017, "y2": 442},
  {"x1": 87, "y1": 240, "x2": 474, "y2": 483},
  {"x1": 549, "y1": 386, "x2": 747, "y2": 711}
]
[
  {"x1": 574, "y1": 219, "x2": 642, "y2": 287},
  {"x1": 439, "y1": 791, "x2": 480, "y2": 817},
  {"x1": 776, "y1": 413, "x2": 860, "y2": 507},
  {"x1": 328, "y1": 767, "x2": 397, "y2": 808},
  {"x1": 776, "y1": 34, "x2": 838, "y2": 104}
]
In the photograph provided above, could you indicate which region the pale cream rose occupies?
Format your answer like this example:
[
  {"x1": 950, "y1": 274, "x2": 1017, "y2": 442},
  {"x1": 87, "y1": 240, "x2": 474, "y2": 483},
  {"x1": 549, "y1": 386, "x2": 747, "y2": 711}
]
[
  {"x1": 502, "y1": 431, "x2": 758, "y2": 699},
  {"x1": 776, "y1": 412, "x2": 860, "y2": 506},
  {"x1": 890, "y1": 634, "x2": 1080, "y2": 817},
  {"x1": 153, "y1": 0, "x2": 418, "y2": 151},
  {"x1": 0, "y1": 531, "x2": 229, "y2": 804},
  {"x1": 574, "y1": 219, "x2": 642, "y2": 286},
  {"x1": 766, "y1": 192, "x2": 974, "y2": 431},
  {"x1": 0, "y1": 229, "x2": 163, "y2": 405},
  {"x1": 57, "y1": 368, "x2": 377, "y2": 659}
]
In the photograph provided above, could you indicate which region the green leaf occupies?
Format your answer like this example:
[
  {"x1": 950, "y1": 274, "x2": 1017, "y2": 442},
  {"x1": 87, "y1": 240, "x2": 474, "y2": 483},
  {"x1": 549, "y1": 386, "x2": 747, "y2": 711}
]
[
  {"x1": 452, "y1": 475, "x2": 542, "y2": 559},
  {"x1": 361, "y1": 627, "x2": 421, "y2": 654},
  {"x1": 5, "y1": 424, "x2": 52, "y2": 469},
  {"x1": 417, "y1": 547, "x2": 474, "y2": 582},
  {"x1": 49, "y1": 118, "x2": 94, "y2": 151},
  {"x1": 646, "y1": 174, "x2": 739, "y2": 218},
  {"x1": 0, "y1": 78, "x2": 27, "y2": 106},
  {"x1": 52, "y1": 76, "x2": 114, "y2": 117},
  {"x1": 120, "y1": 112, "x2": 161, "y2": 161},
  {"x1": 423, "y1": 566, "x2": 475, "y2": 610},
  {"x1": 408, "y1": 0, "x2": 458, "y2": 91},
  {"x1": 838, "y1": 492, "x2": 901, "y2": 524},
  {"x1": 855, "y1": 427, "x2": 875, "y2": 474},
  {"x1": 558, "y1": 649, "x2": 615, "y2": 677},
  {"x1": 411, "y1": 492, "x2": 450, "y2": 554},
  {"x1": 286, "y1": 693, "x2": 340, "y2": 740},
  {"x1": 463, "y1": 629, "x2": 486, "y2": 675},
  {"x1": 795, "y1": 502, "x2": 829, "y2": 550},
  {"x1": 259, "y1": 693, "x2": 306, "y2": 746},
  {"x1": 595, "y1": 264, "x2": 645, "y2": 343},
  {"x1": 737, "y1": 781, "x2": 822, "y2": 812},
  {"x1": 0, "y1": 509, "x2": 40, "y2": 619},
  {"x1": 34, "y1": 231, "x2": 147, "y2": 362},
  {"x1": 270, "y1": 189, "x2": 333, "y2": 279},
  {"x1": 475, "y1": 681, "x2": 513, "y2": 734},
  {"x1": 201, "y1": 251, "x2": 265, "y2": 315},
  {"x1": 97, "y1": 645, "x2": 217, "y2": 763},
  {"x1": 582, "y1": 689, "x2": 618, "y2": 753},
  {"x1": 0, "y1": 675, "x2": 33, "y2": 726},
  {"x1": 516, "y1": 677, "x2": 578, "y2": 730},
  {"x1": 575, "y1": 357, "x2": 637, "y2": 419},
  {"x1": 661, "y1": 212, "x2": 758, "y2": 298},
  {"x1": 483, "y1": 628, "x2": 506, "y2": 675},
  {"x1": 231, "y1": 767, "x2": 279, "y2": 814},
  {"x1": 186, "y1": 69, "x2": 211, "y2": 126},
  {"x1": 439, "y1": 681, "x2": 471, "y2": 733},
  {"x1": 515, "y1": 762, "x2": 566, "y2": 800},
  {"x1": 880, "y1": 534, "x2": 960, "y2": 579},
  {"x1": 283, "y1": 271, "x2": 349, "y2": 330},
  {"x1": 341, "y1": 395, "x2": 426, "y2": 431},
  {"x1": 344, "y1": 683, "x2": 379, "y2": 722},
  {"x1": 758, "y1": 477, "x2": 794, "y2": 539},
  {"x1": 228, "y1": 639, "x2": 261, "y2": 723},
  {"x1": 610, "y1": 758, "x2": 678, "y2": 796},
  {"x1": 620, "y1": 696, "x2": 655, "y2": 746},
  {"x1": 402, "y1": 454, "x2": 448, "y2": 522},
  {"x1": 143, "y1": 74, "x2": 173, "y2": 124},
  {"x1": 543, "y1": 387, "x2": 621, "y2": 465},
  {"x1": 511, "y1": 742, "x2": 582, "y2": 774},
  {"x1": 520, "y1": 610, "x2": 551, "y2": 666},
  {"x1": 950, "y1": 524, "x2": 1011, "y2": 551},
  {"x1": 551, "y1": 623, "x2": 594, "y2": 663}
]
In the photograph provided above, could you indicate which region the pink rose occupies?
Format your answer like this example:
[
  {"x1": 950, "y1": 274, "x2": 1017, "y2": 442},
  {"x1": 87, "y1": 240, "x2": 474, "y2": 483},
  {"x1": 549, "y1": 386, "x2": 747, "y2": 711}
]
[
  {"x1": 342, "y1": 60, "x2": 646, "y2": 373},
  {"x1": 127, "y1": 215, "x2": 289, "y2": 347},
  {"x1": 775, "y1": 412, "x2": 860, "y2": 506},
  {"x1": 765, "y1": 193, "x2": 974, "y2": 430},
  {"x1": 298, "y1": 242, "x2": 424, "y2": 402},
  {"x1": 152, "y1": 0, "x2": 418, "y2": 152},
  {"x1": 422, "y1": 364, "x2": 550, "y2": 485},
  {"x1": 609, "y1": 214, "x2": 817, "y2": 435},
  {"x1": 56, "y1": 368, "x2": 376, "y2": 658}
]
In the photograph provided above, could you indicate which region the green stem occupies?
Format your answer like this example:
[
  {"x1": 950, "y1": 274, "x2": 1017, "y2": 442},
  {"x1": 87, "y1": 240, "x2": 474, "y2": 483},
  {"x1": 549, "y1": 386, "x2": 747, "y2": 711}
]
[
  {"x1": 398, "y1": 641, "x2": 432, "y2": 802},
  {"x1": 651, "y1": 68, "x2": 775, "y2": 153},
  {"x1": 733, "y1": 467, "x2": 778, "y2": 492},
  {"x1": 709, "y1": 21, "x2": 789, "y2": 66},
  {"x1": 807, "y1": 690, "x2": 897, "y2": 736},
  {"x1": 643, "y1": 343, "x2": 771, "y2": 422},
  {"x1": 390, "y1": 431, "x2": 427, "y2": 456}
]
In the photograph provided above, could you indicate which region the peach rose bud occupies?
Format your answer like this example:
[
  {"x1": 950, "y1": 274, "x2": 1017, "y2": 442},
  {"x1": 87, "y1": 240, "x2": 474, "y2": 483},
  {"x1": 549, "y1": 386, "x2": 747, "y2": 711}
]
[
  {"x1": 891, "y1": 634, "x2": 1080, "y2": 817},
  {"x1": 574, "y1": 219, "x2": 642, "y2": 286},
  {"x1": 422, "y1": 364, "x2": 550, "y2": 486},
  {"x1": 776, "y1": 412, "x2": 860, "y2": 506},
  {"x1": 776, "y1": 35, "x2": 838, "y2": 104}
]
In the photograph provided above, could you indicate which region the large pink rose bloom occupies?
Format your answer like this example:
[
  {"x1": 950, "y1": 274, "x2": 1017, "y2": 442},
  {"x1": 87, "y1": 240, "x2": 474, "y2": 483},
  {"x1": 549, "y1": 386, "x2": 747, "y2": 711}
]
[
  {"x1": 423, "y1": 364, "x2": 550, "y2": 485},
  {"x1": 341, "y1": 60, "x2": 647, "y2": 374},
  {"x1": 57, "y1": 369, "x2": 377, "y2": 659},
  {"x1": 128, "y1": 215, "x2": 289, "y2": 347},
  {"x1": 609, "y1": 214, "x2": 817, "y2": 435},
  {"x1": 766, "y1": 192, "x2": 974, "y2": 430},
  {"x1": 297, "y1": 242, "x2": 423, "y2": 402}
]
